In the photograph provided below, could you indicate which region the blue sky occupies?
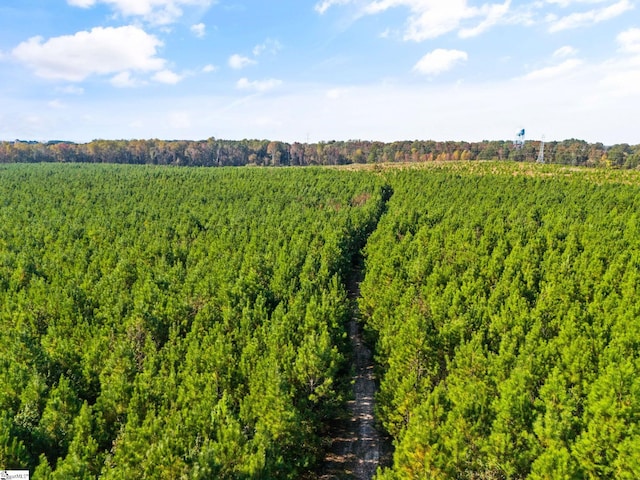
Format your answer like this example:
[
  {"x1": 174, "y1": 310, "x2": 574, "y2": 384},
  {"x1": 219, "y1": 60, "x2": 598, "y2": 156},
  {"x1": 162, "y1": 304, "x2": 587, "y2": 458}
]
[{"x1": 1, "y1": 0, "x2": 639, "y2": 144}]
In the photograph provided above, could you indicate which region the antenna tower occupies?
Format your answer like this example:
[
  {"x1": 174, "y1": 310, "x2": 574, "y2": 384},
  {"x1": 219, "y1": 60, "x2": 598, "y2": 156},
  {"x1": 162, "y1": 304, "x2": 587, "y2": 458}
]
[
  {"x1": 537, "y1": 135, "x2": 545, "y2": 163},
  {"x1": 514, "y1": 128, "x2": 525, "y2": 149}
]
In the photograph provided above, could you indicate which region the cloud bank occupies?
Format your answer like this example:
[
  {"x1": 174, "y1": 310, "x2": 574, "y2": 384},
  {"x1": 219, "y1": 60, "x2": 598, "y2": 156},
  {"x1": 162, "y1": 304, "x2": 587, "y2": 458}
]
[{"x1": 12, "y1": 26, "x2": 167, "y2": 82}]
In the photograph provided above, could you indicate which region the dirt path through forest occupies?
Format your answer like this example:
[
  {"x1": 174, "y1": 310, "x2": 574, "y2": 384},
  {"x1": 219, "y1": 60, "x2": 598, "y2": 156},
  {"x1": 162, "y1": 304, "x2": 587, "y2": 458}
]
[{"x1": 319, "y1": 267, "x2": 391, "y2": 479}]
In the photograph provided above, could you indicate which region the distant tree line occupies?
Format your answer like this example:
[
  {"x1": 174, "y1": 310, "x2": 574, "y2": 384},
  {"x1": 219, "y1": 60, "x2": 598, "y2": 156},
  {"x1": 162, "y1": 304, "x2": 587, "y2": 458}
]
[{"x1": 2, "y1": 138, "x2": 640, "y2": 168}]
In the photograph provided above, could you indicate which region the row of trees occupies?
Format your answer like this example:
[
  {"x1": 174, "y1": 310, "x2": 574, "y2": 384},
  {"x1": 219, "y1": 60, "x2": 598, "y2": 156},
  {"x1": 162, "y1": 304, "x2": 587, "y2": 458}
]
[
  {"x1": 2, "y1": 138, "x2": 640, "y2": 168},
  {"x1": 0, "y1": 164, "x2": 390, "y2": 478},
  {"x1": 359, "y1": 164, "x2": 640, "y2": 478}
]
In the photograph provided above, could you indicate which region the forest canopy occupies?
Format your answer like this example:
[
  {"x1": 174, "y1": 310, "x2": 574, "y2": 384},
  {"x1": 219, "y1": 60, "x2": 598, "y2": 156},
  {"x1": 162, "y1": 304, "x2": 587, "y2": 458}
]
[
  {"x1": 2, "y1": 162, "x2": 640, "y2": 478},
  {"x1": 2, "y1": 138, "x2": 640, "y2": 168},
  {"x1": 0, "y1": 164, "x2": 389, "y2": 478},
  {"x1": 361, "y1": 165, "x2": 640, "y2": 478}
]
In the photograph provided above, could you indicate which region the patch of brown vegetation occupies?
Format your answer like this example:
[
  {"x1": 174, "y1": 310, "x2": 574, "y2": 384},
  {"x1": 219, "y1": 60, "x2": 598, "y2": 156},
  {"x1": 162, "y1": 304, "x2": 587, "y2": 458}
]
[{"x1": 351, "y1": 193, "x2": 371, "y2": 207}]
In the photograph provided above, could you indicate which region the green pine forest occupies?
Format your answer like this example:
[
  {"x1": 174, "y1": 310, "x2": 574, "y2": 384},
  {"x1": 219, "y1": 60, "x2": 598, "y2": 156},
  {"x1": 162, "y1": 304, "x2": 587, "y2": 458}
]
[{"x1": 1, "y1": 161, "x2": 640, "y2": 479}]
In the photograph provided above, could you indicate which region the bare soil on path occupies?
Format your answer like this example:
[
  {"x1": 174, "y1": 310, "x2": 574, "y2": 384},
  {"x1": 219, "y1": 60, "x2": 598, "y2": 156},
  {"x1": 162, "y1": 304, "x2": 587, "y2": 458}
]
[{"x1": 319, "y1": 268, "x2": 392, "y2": 479}]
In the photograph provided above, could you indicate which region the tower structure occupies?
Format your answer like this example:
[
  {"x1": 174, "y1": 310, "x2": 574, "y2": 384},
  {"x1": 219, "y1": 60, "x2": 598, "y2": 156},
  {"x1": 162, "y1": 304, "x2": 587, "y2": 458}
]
[
  {"x1": 537, "y1": 135, "x2": 545, "y2": 163},
  {"x1": 514, "y1": 129, "x2": 525, "y2": 149}
]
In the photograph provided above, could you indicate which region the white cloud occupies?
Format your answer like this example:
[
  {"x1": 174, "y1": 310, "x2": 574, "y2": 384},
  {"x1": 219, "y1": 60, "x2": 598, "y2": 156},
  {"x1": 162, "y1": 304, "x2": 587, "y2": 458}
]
[
  {"x1": 601, "y1": 33, "x2": 640, "y2": 96},
  {"x1": 202, "y1": 64, "x2": 217, "y2": 73},
  {"x1": 459, "y1": 1, "x2": 511, "y2": 38},
  {"x1": 413, "y1": 49, "x2": 468, "y2": 75},
  {"x1": 326, "y1": 87, "x2": 350, "y2": 99},
  {"x1": 522, "y1": 58, "x2": 583, "y2": 80},
  {"x1": 228, "y1": 54, "x2": 256, "y2": 70},
  {"x1": 600, "y1": 68, "x2": 640, "y2": 96},
  {"x1": 191, "y1": 23, "x2": 206, "y2": 38},
  {"x1": 236, "y1": 77, "x2": 282, "y2": 92},
  {"x1": 618, "y1": 28, "x2": 640, "y2": 54},
  {"x1": 12, "y1": 26, "x2": 165, "y2": 82},
  {"x1": 56, "y1": 85, "x2": 85, "y2": 95},
  {"x1": 553, "y1": 45, "x2": 578, "y2": 57},
  {"x1": 548, "y1": 0, "x2": 633, "y2": 32},
  {"x1": 66, "y1": 0, "x2": 215, "y2": 25},
  {"x1": 152, "y1": 69, "x2": 183, "y2": 84},
  {"x1": 546, "y1": 0, "x2": 612, "y2": 7},
  {"x1": 111, "y1": 71, "x2": 140, "y2": 87},
  {"x1": 253, "y1": 38, "x2": 282, "y2": 56},
  {"x1": 316, "y1": 0, "x2": 512, "y2": 41},
  {"x1": 314, "y1": 0, "x2": 351, "y2": 14},
  {"x1": 391, "y1": 1, "x2": 480, "y2": 41},
  {"x1": 48, "y1": 100, "x2": 66, "y2": 109}
]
